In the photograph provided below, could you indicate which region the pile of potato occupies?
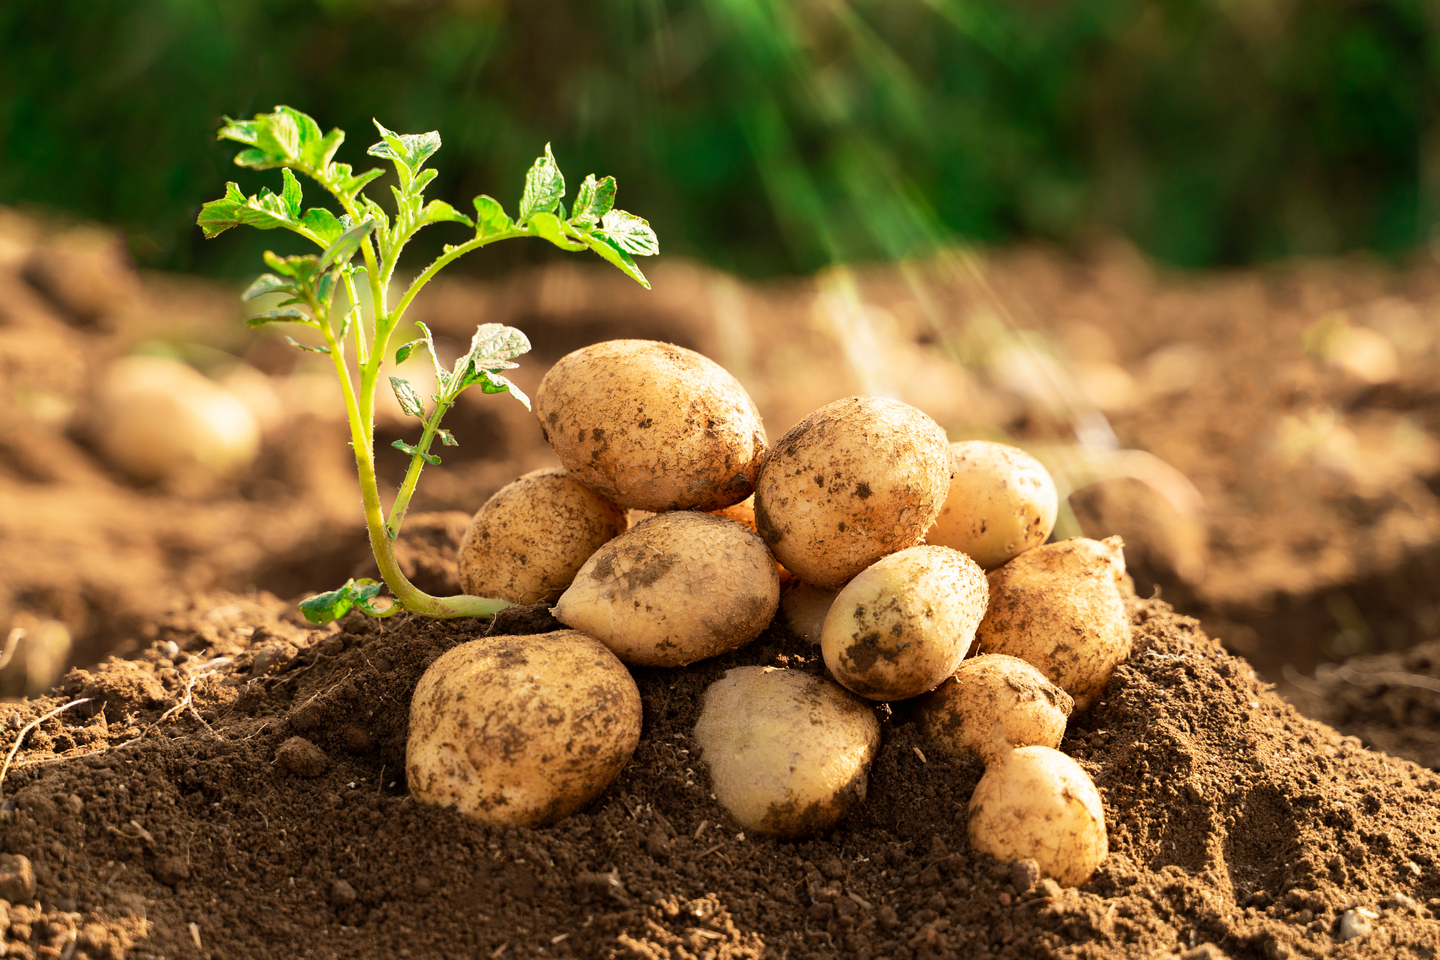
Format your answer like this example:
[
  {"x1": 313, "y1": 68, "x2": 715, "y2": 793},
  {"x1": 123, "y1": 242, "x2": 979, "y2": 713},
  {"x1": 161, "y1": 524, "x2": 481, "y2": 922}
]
[{"x1": 406, "y1": 339, "x2": 1132, "y2": 887}]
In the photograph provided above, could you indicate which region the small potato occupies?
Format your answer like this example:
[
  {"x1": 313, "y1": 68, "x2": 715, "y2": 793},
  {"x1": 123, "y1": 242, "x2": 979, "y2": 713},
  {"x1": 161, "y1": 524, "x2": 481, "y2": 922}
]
[
  {"x1": 821, "y1": 545, "x2": 988, "y2": 701},
  {"x1": 976, "y1": 537, "x2": 1131, "y2": 711},
  {"x1": 754, "y1": 397, "x2": 953, "y2": 588},
  {"x1": 553, "y1": 512, "x2": 780, "y2": 667},
  {"x1": 926, "y1": 441, "x2": 1058, "y2": 569},
  {"x1": 457, "y1": 468, "x2": 627, "y2": 604},
  {"x1": 780, "y1": 581, "x2": 839, "y2": 644},
  {"x1": 694, "y1": 667, "x2": 880, "y2": 838},
  {"x1": 535, "y1": 340, "x2": 767, "y2": 511},
  {"x1": 968, "y1": 745, "x2": 1108, "y2": 887},
  {"x1": 915, "y1": 654, "x2": 1073, "y2": 764},
  {"x1": 407, "y1": 630, "x2": 641, "y2": 827}
]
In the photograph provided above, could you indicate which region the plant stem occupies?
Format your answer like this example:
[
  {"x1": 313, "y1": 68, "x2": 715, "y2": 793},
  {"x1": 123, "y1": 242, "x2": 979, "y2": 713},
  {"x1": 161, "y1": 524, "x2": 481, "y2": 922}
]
[{"x1": 386, "y1": 399, "x2": 451, "y2": 541}]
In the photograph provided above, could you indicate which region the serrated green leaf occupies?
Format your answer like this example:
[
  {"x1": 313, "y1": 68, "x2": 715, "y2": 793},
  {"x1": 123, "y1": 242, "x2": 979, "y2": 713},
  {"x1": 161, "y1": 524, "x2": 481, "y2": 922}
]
[
  {"x1": 579, "y1": 232, "x2": 650, "y2": 289},
  {"x1": 262, "y1": 251, "x2": 320, "y2": 280},
  {"x1": 437, "y1": 429, "x2": 458, "y2": 447},
  {"x1": 241, "y1": 273, "x2": 293, "y2": 301},
  {"x1": 284, "y1": 335, "x2": 330, "y2": 354},
  {"x1": 244, "y1": 307, "x2": 311, "y2": 327},
  {"x1": 329, "y1": 163, "x2": 385, "y2": 202},
  {"x1": 300, "y1": 208, "x2": 345, "y2": 246},
  {"x1": 281, "y1": 168, "x2": 303, "y2": 219},
  {"x1": 392, "y1": 439, "x2": 441, "y2": 465},
  {"x1": 519, "y1": 144, "x2": 565, "y2": 221},
  {"x1": 219, "y1": 106, "x2": 338, "y2": 174},
  {"x1": 571, "y1": 174, "x2": 616, "y2": 227},
  {"x1": 198, "y1": 180, "x2": 328, "y2": 244},
  {"x1": 318, "y1": 218, "x2": 377, "y2": 270},
  {"x1": 368, "y1": 120, "x2": 442, "y2": 189},
  {"x1": 389, "y1": 377, "x2": 426, "y2": 419},
  {"x1": 529, "y1": 211, "x2": 587, "y2": 251},
  {"x1": 298, "y1": 578, "x2": 385, "y2": 625},
  {"x1": 473, "y1": 196, "x2": 514, "y2": 238},
  {"x1": 598, "y1": 209, "x2": 659, "y2": 257},
  {"x1": 419, "y1": 200, "x2": 473, "y2": 228},
  {"x1": 463, "y1": 371, "x2": 532, "y2": 410}
]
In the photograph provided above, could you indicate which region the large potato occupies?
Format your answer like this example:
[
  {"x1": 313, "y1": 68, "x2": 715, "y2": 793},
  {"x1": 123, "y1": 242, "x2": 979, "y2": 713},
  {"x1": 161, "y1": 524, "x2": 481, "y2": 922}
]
[
  {"x1": 694, "y1": 667, "x2": 880, "y2": 838},
  {"x1": 976, "y1": 536, "x2": 1131, "y2": 711},
  {"x1": 534, "y1": 340, "x2": 767, "y2": 511},
  {"x1": 457, "y1": 467, "x2": 627, "y2": 604},
  {"x1": 820, "y1": 545, "x2": 988, "y2": 701},
  {"x1": 407, "y1": 630, "x2": 641, "y2": 827},
  {"x1": 926, "y1": 440, "x2": 1058, "y2": 569},
  {"x1": 754, "y1": 397, "x2": 953, "y2": 588},
  {"x1": 916, "y1": 654, "x2": 1073, "y2": 764},
  {"x1": 553, "y1": 512, "x2": 780, "y2": 667}
]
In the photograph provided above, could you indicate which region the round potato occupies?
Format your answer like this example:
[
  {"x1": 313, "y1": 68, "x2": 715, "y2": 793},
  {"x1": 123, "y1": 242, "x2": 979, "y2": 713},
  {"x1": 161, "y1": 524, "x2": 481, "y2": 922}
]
[
  {"x1": 780, "y1": 581, "x2": 839, "y2": 644},
  {"x1": 694, "y1": 667, "x2": 880, "y2": 838},
  {"x1": 926, "y1": 440, "x2": 1058, "y2": 569},
  {"x1": 821, "y1": 545, "x2": 988, "y2": 701},
  {"x1": 407, "y1": 630, "x2": 641, "y2": 827},
  {"x1": 976, "y1": 536, "x2": 1131, "y2": 711},
  {"x1": 754, "y1": 397, "x2": 953, "y2": 588},
  {"x1": 534, "y1": 340, "x2": 767, "y2": 511},
  {"x1": 915, "y1": 654, "x2": 1073, "y2": 764},
  {"x1": 968, "y1": 745, "x2": 1108, "y2": 887},
  {"x1": 553, "y1": 511, "x2": 780, "y2": 667},
  {"x1": 457, "y1": 467, "x2": 627, "y2": 604}
]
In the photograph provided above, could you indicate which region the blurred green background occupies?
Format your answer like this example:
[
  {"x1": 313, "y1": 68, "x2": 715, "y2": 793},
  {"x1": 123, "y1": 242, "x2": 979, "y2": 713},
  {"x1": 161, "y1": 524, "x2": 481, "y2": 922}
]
[{"x1": 2, "y1": 0, "x2": 1436, "y2": 278}]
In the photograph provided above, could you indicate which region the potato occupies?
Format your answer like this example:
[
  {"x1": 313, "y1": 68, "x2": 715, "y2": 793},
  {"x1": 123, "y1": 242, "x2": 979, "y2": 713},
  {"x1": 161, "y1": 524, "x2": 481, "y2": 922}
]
[
  {"x1": 915, "y1": 654, "x2": 1073, "y2": 764},
  {"x1": 821, "y1": 545, "x2": 988, "y2": 701},
  {"x1": 553, "y1": 511, "x2": 780, "y2": 667},
  {"x1": 694, "y1": 667, "x2": 880, "y2": 838},
  {"x1": 780, "y1": 581, "x2": 839, "y2": 644},
  {"x1": 926, "y1": 440, "x2": 1058, "y2": 569},
  {"x1": 535, "y1": 340, "x2": 767, "y2": 511},
  {"x1": 754, "y1": 396, "x2": 953, "y2": 588},
  {"x1": 976, "y1": 536, "x2": 1131, "y2": 711},
  {"x1": 407, "y1": 630, "x2": 641, "y2": 827},
  {"x1": 968, "y1": 745, "x2": 1108, "y2": 887},
  {"x1": 457, "y1": 467, "x2": 627, "y2": 604}
]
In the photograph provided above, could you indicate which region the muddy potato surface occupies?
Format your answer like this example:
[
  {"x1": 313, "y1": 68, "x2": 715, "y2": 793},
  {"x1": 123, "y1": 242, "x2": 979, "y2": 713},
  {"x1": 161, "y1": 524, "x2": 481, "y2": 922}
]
[
  {"x1": 457, "y1": 467, "x2": 627, "y2": 604},
  {"x1": 407, "y1": 630, "x2": 641, "y2": 827},
  {"x1": 977, "y1": 536, "x2": 1132, "y2": 711},
  {"x1": 916, "y1": 654, "x2": 1073, "y2": 764},
  {"x1": 553, "y1": 512, "x2": 780, "y2": 667},
  {"x1": 926, "y1": 440, "x2": 1058, "y2": 570},
  {"x1": 694, "y1": 667, "x2": 880, "y2": 838},
  {"x1": 821, "y1": 545, "x2": 988, "y2": 701},
  {"x1": 534, "y1": 340, "x2": 767, "y2": 511},
  {"x1": 754, "y1": 396, "x2": 953, "y2": 588}
]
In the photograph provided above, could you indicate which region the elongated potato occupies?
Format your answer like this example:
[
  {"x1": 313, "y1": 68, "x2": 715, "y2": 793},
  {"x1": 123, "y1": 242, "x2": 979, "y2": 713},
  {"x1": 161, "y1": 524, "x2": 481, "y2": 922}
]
[
  {"x1": 754, "y1": 397, "x2": 953, "y2": 588},
  {"x1": 695, "y1": 667, "x2": 880, "y2": 838},
  {"x1": 535, "y1": 340, "x2": 767, "y2": 511},
  {"x1": 407, "y1": 630, "x2": 641, "y2": 827},
  {"x1": 915, "y1": 654, "x2": 1073, "y2": 764},
  {"x1": 821, "y1": 545, "x2": 988, "y2": 701},
  {"x1": 926, "y1": 441, "x2": 1058, "y2": 569},
  {"x1": 553, "y1": 512, "x2": 780, "y2": 667},
  {"x1": 976, "y1": 536, "x2": 1131, "y2": 711},
  {"x1": 457, "y1": 467, "x2": 627, "y2": 604}
]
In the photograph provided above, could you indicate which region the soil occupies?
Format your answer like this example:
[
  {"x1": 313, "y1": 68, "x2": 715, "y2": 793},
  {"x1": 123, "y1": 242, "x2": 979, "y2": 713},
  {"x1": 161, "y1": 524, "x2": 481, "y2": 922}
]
[{"x1": 4, "y1": 209, "x2": 1440, "y2": 957}]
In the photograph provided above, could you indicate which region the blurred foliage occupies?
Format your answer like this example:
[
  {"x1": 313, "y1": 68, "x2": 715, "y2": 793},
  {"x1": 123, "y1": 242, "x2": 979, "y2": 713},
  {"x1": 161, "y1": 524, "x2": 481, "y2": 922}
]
[{"x1": 2, "y1": 0, "x2": 1437, "y2": 277}]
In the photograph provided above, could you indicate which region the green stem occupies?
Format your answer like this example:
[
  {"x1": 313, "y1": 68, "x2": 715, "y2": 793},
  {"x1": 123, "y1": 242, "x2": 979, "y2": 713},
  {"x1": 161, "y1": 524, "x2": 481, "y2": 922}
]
[{"x1": 385, "y1": 399, "x2": 451, "y2": 541}]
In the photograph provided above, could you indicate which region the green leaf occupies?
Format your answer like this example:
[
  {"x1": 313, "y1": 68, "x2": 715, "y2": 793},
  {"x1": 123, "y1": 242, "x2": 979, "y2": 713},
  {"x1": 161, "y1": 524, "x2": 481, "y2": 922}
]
[
  {"x1": 328, "y1": 163, "x2": 385, "y2": 203},
  {"x1": 447, "y1": 323, "x2": 533, "y2": 407},
  {"x1": 418, "y1": 200, "x2": 473, "y2": 228},
  {"x1": 464, "y1": 371, "x2": 531, "y2": 410},
  {"x1": 298, "y1": 578, "x2": 386, "y2": 625},
  {"x1": 300, "y1": 208, "x2": 346, "y2": 246},
  {"x1": 579, "y1": 232, "x2": 650, "y2": 289},
  {"x1": 368, "y1": 120, "x2": 441, "y2": 189},
  {"x1": 389, "y1": 377, "x2": 426, "y2": 419},
  {"x1": 571, "y1": 175, "x2": 616, "y2": 227},
  {"x1": 398, "y1": 320, "x2": 446, "y2": 389},
  {"x1": 198, "y1": 179, "x2": 332, "y2": 244},
  {"x1": 218, "y1": 106, "x2": 342, "y2": 175},
  {"x1": 262, "y1": 251, "x2": 320, "y2": 280},
  {"x1": 241, "y1": 274, "x2": 293, "y2": 301},
  {"x1": 392, "y1": 439, "x2": 441, "y2": 465},
  {"x1": 280, "y1": 168, "x2": 303, "y2": 219},
  {"x1": 473, "y1": 196, "x2": 514, "y2": 238},
  {"x1": 518, "y1": 144, "x2": 565, "y2": 221},
  {"x1": 529, "y1": 211, "x2": 586, "y2": 251},
  {"x1": 284, "y1": 335, "x2": 330, "y2": 354},
  {"x1": 394, "y1": 339, "x2": 425, "y2": 365},
  {"x1": 318, "y1": 218, "x2": 378, "y2": 271},
  {"x1": 437, "y1": 429, "x2": 458, "y2": 447},
  {"x1": 597, "y1": 209, "x2": 659, "y2": 257},
  {"x1": 245, "y1": 307, "x2": 310, "y2": 327}
]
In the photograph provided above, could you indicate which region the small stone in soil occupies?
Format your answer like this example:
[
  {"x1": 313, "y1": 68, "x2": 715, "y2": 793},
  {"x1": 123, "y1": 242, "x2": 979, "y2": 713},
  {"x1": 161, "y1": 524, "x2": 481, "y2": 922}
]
[
  {"x1": 153, "y1": 855, "x2": 191, "y2": 886},
  {"x1": 275, "y1": 736, "x2": 329, "y2": 778},
  {"x1": 330, "y1": 879, "x2": 358, "y2": 906},
  {"x1": 1009, "y1": 858, "x2": 1042, "y2": 894},
  {"x1": 0, "y1": 853, "x2": 36, "y2": 902}
]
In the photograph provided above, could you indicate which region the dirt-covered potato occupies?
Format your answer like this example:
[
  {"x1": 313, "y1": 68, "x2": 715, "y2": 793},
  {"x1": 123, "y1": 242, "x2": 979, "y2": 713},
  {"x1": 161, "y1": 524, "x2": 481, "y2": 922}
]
[
  {"x1": 754, "y1": 397, "x2": 953, "y2": 588},
  {"x1": 967, "y1": 746, "x2": 1108, "y2": 887},
  {"x1": 457, "y1": 467, "x2": 627, "y2": 604},
  {"x1": 821, "y1": 545, "x2": 988, "y2": 701},
  {"x1": 535, "y1": 340, "x2": 767, "y2": 511},
  {"x1": 915, "y1": 654, "x2": 1074, "y2": 764},
  {"x1": 926, "y1": 440, "x2": 1058, "y2": 569},
  {"x1": 780, "y1": 581, "x2": 839, "y2": 644},
  {"x1": 976, "y1": 536, "x2": 1132, "y2": 711},
  {"x1": 694, "y1": 667, "x2": 880, "y2": 838},
  {"x1": 407, "y1": 630, "x2": 641, "y2": 827},
  {"x1": 553, "y1": 511, "x2": 780, "y2": 667}
]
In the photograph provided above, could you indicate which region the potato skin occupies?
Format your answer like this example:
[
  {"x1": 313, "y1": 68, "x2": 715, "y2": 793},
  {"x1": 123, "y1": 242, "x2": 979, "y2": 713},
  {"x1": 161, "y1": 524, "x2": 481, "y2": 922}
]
[
  {"x1": 406, "y1": 630, "x2": 641, "y2": 827},
  {"x1": 457, "y1": 467, "x2": 627, "y2": 605},
  {"x1": 754, "y1": 397, "x2": 954, "y2": 589},
  {"x1": 916, "y1": 654, "x2": 1074, "y2": 764},
  {"x1": 535, "y1": 340, "x2": 767, "y2": 511},
  {"x1": 553, "y1": 512, "x2": 780, "y2": 667},
  {"x1": 821, "y1": 545, "x2": 988, "y2": 701},
  {"x1": 968, "y1": 746, "x2": 1108, "y2": 887},
  {"x1": 694, "y1": 667, "x2": 880, "y2": 838},
  {"x1": 926, "y1": 441, "x2": 1058, "y2": 570},
  {"x1": 976, "y1": 536, "x2": 1132, "y2": 711}
]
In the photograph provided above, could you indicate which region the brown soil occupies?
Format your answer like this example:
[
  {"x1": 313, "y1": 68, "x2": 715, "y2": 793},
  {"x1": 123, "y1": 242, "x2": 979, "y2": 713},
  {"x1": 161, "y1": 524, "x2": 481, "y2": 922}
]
[{"x1": 4, "y1": 209, "x2": 1440, "y2": 957}]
